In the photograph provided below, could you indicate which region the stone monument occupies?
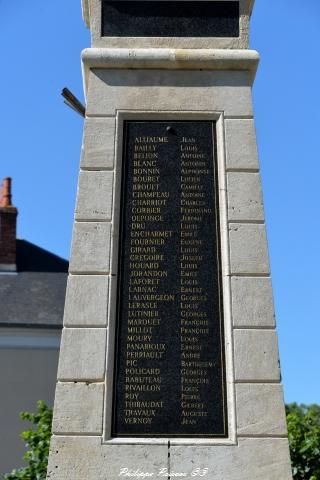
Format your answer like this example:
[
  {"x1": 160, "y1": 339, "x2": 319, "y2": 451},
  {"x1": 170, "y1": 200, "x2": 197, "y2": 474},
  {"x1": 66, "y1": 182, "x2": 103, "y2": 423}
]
[{"x1": 47, "y1": 1, "x2": 293, "y2": 478}]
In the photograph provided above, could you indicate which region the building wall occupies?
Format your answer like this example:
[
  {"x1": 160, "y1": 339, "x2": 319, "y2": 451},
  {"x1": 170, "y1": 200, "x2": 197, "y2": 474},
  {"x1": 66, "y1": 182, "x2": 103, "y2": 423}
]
[{"x1": 0, "y1": 331, "x2": 60, "y2": 476}]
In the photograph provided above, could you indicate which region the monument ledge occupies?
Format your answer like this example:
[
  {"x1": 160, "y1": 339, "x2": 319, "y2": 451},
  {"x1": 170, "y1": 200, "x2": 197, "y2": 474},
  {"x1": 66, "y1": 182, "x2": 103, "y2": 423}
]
[{"x1": 81, "y1": 48, "x2": 260, "y2": 92}]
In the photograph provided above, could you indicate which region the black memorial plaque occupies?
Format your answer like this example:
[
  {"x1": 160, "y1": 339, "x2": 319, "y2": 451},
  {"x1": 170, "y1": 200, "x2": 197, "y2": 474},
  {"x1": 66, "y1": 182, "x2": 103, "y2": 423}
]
[
  {"x1": 112, "y1": 121, "x2": 227, "y2": 437},
  {"x1": 102, "y1": 1, "x2": 239, "y2": 38}
]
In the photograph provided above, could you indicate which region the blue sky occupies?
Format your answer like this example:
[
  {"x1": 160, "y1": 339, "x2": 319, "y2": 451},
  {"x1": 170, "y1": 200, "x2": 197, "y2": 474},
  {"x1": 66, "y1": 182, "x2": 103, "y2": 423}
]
[{"x1": 1, "y1": 0, "x2": 319, "y2": 405}]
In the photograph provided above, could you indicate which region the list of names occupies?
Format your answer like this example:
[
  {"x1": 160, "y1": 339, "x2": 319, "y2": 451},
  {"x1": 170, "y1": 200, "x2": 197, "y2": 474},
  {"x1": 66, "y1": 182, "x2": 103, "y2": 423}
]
[{"x1": 112, "y1": 121, "x2": 227, "y2": 437}]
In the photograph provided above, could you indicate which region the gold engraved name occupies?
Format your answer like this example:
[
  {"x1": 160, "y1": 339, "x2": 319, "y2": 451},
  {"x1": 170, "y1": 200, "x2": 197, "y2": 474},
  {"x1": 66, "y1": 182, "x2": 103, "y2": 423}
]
[
  {"x1": 181, "y1": 255, "x2": 203, "y2": 262},
  {"x1": 180, "y1": 176, "x2": 201, "y2": 183},
  {"x1": 181, "y1": 145, "x2": 198, "y2": 152},
  {"x1": 181, "y1": 311, "x2": 207, "y2": 318},
  {"x1": 181, "y1": 169, "x2": 209, "y2": 176},
  {"x1": 180, "y1": 287, "x2": 202, "y2": 294},
  {"x1": 181, "y1": 199, "x2": 206, "y2": 207},
  {"x1": 128, "y1": 301, "x2": 158, "y2": 309},
  {"x1": 125, "y1": 400, "x2": 164, "y2": 408},
  {"x1": 181, "y1": 402, "x2": 205, "y2": 409},
  {"x1": 127, "y1": 335, "x2": 152, "y2": 342},
  {"x1": 130, "y1": 294, "x2": 174, "y2": 302},
  {"x1": 181, "y1": 361, "x2": 213, "y2": 368},
  {"x1": 125, "y1": 376, "x2": 162, "y2": 384},
  {"x1": 180, "y1": 368, "x2": 209, "y2": 377},
  {"x1": 133, "y1": 159, "x2": 157, "y2": 167},
  {"x1": 181, "y1": 352, "x2": 201, "y2": 359},
  {"x1": 126, "y1": 343, "x2": 166, "y2": 351},
  {"x1": 181, "y1": 394, "x2": 201, "y2": 401},
  {"x1": 181, "y1": 153, "x2": 206, "y2": 160},
  {"x1": 181, "y1": 319, "x2": 209, "y2": 327},
  {"x1": 181, "y1": 295, "x2": 207, "y2": 302},
  {"x1": 132, "y1": 175, "x2": 160, "y2": 183},
  {"x1": 129, "y1": 254, "x2": 164, "y2": 261},
  {"x1": 124, "y1": 384, "x2": 161, "y2": 392},
  {"x1": 126, "y1": 351, "x2": 165, "y2": 359},
  {"x1": 132, "y1": 199, "x2": 167, "y2": 207},
  {"x1": 134, "y1": 152, "x2": 158, "y2": 160},
  {"x1": 135, "y1": 136, "x2": 168, "y2": 143},
  {"x1": 180, "y1": 278, "x2": 199, "y2": 286},
  {"x1": 127, "y1": 326, "x2": 154, "y2": 334},
  {"x1": 180, "y1": 184, "x2": 203, "y2": 191},
  {"x1": 124, "y1": 418, "x2": 153, "y2": 424},
  {"x1": 125, "y1": 368, "x2": 161, "y2": 375},
  {"x1": 130, "y1": 270, "x2": 168, "y2": 278},
  {"x1": 131, "y1": 230, "x2": 173, "y2": 238},
  {"x1": 181, "y1": 161, "x2": 206, "y2": 168},
  {"x1": 134, "y1": 145, "x2": 157, "y2": 152},
  {"x1": 124, "y1": 409, "x2": 157, "y2": 416},
  {"x1": 132, "y1": 191, "x2": 169, "y2": 199},
  {"x1": 129, "y1": 286, "x2": 157, "y2": 293},
  {"x1": 181, "y1": 378, "x2": 209, "y2": 385},
  {"x1": 181, "y1": 411, "x2": 208, "y2": 417}
]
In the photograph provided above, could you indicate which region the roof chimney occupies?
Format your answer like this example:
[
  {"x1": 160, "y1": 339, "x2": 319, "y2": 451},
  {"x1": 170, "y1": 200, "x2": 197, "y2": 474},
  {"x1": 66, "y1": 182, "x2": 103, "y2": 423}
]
[{"x1": 0, "y1": 177, "x2": 18, "y2": 272}]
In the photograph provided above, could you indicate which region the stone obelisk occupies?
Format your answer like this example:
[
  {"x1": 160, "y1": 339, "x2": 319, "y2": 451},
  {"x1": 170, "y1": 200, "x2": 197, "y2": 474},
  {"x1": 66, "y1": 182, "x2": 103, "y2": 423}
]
[{"x1": 47, "y1": 1, "x2": 293, "y2": 478}]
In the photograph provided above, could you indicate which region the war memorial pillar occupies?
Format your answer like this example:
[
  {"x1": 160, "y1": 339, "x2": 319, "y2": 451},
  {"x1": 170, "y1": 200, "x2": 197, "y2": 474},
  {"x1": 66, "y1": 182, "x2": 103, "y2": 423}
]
[{"x1": 47, "y1": 1, "x2": 293, "y2": 478}]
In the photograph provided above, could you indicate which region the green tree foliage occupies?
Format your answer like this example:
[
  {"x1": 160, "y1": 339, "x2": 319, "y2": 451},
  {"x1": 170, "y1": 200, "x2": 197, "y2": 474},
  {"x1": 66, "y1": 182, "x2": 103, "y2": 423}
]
[
  {"x1": 4, "y1": 401, "x2": 53, "y2": 480},
  {"x1": 286, "y1": 403, "x2": 320, "y2": 480}
]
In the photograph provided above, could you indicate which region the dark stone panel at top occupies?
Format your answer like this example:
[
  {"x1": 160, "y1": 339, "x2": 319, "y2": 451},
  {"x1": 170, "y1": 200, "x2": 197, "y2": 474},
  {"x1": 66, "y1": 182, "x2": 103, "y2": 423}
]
[{"x1": 102, "y1": 1, "x2": 240, "y2": 38}]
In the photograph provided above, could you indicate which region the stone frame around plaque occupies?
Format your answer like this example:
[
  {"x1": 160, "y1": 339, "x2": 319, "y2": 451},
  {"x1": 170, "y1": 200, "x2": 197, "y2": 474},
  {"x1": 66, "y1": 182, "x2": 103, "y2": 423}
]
[
  {"x1": 85, "y1": 0, "x2": 252, "y2": 49},
  {"x1": 103, "y1": 110, "x2": 236, "y2": 446}
]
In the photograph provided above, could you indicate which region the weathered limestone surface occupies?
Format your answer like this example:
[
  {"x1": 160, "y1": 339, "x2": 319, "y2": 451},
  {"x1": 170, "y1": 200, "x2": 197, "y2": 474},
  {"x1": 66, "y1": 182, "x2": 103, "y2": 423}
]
[
  {"x1": 64, "y1": 275, "x2": 109, "y2": 327},
  {"x1": 234, "y1": 330, "x2": 280, "y2": 381},
  {"x1": 75, "y1": 170, "x2": 113, "y2": 220},
  {"x1": 86, "y1": 69, "x2": 253, "y2": 117},
  {"x1": 57, "y1": 328, "x2": 106, "y2": 381},
  {"x1": 225, "y1": 119, "x2": 259, "y2": 170},
  {"x1": 69, "y1": 222, "x2": 111, "y2": 273},
  {"x1": 47, "y1": 437, "x2": 167, "y2": 480},
  {"x1": 227, "y1": 172, "x2": 264, "y2": 221},
  {"x1": 52, "y1": 383, "x2": 104, "y2": 434},
  {"x1": 236, "y1": 383, "x2": 288, "y2": 435},
  {"x1": 229, "y1": 223, "x2": 270, "y2": 274},
  {"x1": 170, "y1": 438, "x2": 292, "y2": 480},
  {"x1": 81, "y1": 117, "x2": 115, "y2": 169},
  {"x1": 48, "y1": 436, "x2": 292, "y2": 480},
  {"x1": 231, "y1": 277, "x2": 275, "y2": 327}
]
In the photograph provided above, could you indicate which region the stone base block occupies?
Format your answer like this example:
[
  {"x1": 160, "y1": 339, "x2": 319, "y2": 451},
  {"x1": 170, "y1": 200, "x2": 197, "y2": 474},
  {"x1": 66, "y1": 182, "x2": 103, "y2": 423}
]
[{"x1": 47, "y1": 436, "x2": 292, "y2": 480}]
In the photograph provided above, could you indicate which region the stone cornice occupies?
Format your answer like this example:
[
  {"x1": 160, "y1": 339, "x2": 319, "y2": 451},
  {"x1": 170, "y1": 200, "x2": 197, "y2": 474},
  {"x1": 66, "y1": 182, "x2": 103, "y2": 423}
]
[{"x1": 81, "y1": 48, "x2": 260, "y2": 93}]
